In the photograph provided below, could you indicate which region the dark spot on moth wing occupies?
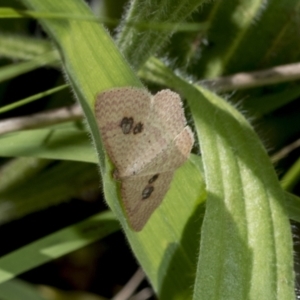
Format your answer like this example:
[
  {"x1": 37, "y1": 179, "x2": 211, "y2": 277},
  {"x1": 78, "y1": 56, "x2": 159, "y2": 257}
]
[
  {"x1": 148, "y1": 174, "x2": 159, "y2": 184},
  {"x1": 142, "y1": 186, "x2": 154, "y2": 199},
  {"x1": 133, "y1": 122, "x2": 144, "y2": 134},
  {"x1": 120, "y1": 117, "x2": 133, "y2": 134}
]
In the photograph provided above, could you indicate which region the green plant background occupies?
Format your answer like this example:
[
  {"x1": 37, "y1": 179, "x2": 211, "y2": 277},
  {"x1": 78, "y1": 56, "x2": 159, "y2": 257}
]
[{"x1": 0, "y1": 0, "x2": 299, "y2": 299}]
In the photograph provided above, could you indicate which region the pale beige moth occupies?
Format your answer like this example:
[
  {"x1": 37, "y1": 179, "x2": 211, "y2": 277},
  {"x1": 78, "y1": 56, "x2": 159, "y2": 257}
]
[{"x1": 95, "y1": 87, "x2": 194, "y2": 231}]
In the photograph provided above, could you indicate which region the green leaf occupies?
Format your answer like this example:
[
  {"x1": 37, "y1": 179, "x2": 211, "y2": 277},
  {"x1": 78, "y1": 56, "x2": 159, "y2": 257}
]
[
  {"x1": 0, "y1": 211, "x2": 119, "y2": 284},
  {"x1": 11, "y1": 0, "x2": 295, "y2": 298},
  {"x1": 0, "y1": 51, "x2": 58, "y2": 83},
  {"x1": 141, "y1": 57, "x2": 295, "y2": 299},
  {"x1": 285, "y1": 192, "x2": 300, "y2": 223},
  {"x1": 242, "y1": 85, "x2": 300, "y2": 115},
  {"x1": 281, "y1": 156, "x2": 300, "y2": 191},
  {"x1": 0, "y1": 160, "x2": 100, "y2": 224},
  {"x1": 117, "y1": 0, "x2": 207, "y2": 70},
  {"x1": 0, "y1": 85, "x2": 67, "y2": 114},
  {"x1": 192, "y1": 0, "x2": 300, "y2": 78},
  {"x1": 0, "y1": 32, "x2": 54, "y2": 62},
  {"x1": 0, "y1": 279, "x2": 47, "y2": 300},
  {"x1": 18, "y1": 1, "x2": 205, "y2": 298},
  {"x1": 0, "y1": 122, "x2": 97, "y2": 163}
]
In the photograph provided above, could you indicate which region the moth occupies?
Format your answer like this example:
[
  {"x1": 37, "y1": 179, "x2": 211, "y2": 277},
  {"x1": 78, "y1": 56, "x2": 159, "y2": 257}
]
[{"x1": 95, "y1": 87, "x2": 194, "y2": 231}]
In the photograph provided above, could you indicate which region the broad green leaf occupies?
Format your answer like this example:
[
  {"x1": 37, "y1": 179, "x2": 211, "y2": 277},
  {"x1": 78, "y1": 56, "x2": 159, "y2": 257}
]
[
  {"x1": 140, "y1": 57, "x2": 295, "y2": 299},
  {"x1": 18, "y1": 1, "x2": 205, "y2": 298}
]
